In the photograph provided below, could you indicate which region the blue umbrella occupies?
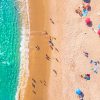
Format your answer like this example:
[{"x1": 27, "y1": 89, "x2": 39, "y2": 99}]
[
  {"x1": 82, "y1": 9, "x2": 88, "y2": 17},
  {"x1": 83, "y1": 0, "x2": 90, "y2": 3},
  {"x1": 75, "y1": 89, "x2": 82, "y2": 95},
  {"x1": 98, "y1": 24, "x2": 100, "y2": 30}
]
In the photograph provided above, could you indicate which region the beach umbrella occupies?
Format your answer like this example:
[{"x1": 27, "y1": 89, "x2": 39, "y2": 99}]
[
  {"x1": 83, "y1": 0, "x2": 90, "y2": 3},
  {"x1": 82, "y1": 9, "x2": 88, "y2": 16},
  {"x1": 98, "y1": 24, "x2": 100, "y2": 30},
  {"x1": 97, "y1": 30, "x2": 100, "y2": 36},
  {"x1": 85, "y1": 18, "x2": 91, "y2": 24},
  {"x1": 75, "y1": 89, "x2": 82, "y2": 95}
]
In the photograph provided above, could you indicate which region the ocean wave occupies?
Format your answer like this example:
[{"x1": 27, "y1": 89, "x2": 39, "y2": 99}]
[{"x1": 15, "y1": 0, "x2": 30, "y2": 100}]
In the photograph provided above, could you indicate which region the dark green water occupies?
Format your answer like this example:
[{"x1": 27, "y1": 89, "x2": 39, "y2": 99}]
[{"x1": 0, "y1": 0, "x2": 20, "y2": 100}]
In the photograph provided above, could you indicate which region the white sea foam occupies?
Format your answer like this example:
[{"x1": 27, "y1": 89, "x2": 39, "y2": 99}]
[{"x1": 15, "y1": 0, "x2": 30, "y2": 100}]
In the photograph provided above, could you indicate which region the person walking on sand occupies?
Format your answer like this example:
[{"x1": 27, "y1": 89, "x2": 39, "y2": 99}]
[
  {"x1": 48, "y1": 39, "x2": 54, "y2": 46},
  {"x1": 46, "y1": 54, "x2": 51, "y2": 60},
  {"x1": 35, "y1": 45, "x2": 40, "y2": 50},
  {"x1": 50, "y1": 18, "x2": 55, "y2": 24},
  {"x1": 32, "y1": 78, "x2": 36, "y2": 83},
  {"x1": 55, "y1": 58, "x2": 59, "y2": 62}
]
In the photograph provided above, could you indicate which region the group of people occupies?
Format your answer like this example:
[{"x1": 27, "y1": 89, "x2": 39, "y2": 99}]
[
  {"x1": 81, "y1": 52, "x2": 100, "y2": 81},
  {"x1": 81, "y1": 73, "x2": 90, "y2": 80},
  {"x1": 75, "y1": 0, "x2": 91, "y2": 17},
  {"x1": 34, "y1": 30, "x2": 59, "y2": 62},
  {"x1": 75, "y1": 0, "x2": 100, "y2": 37},
  {"x1": 33, "y1": 27, "x2": 59, "y2": 94},
  {"x1": 75, "y1": 0, "x2": 100, "y2": 99},
  {"x1": 90, "y1": 60, "x2": 100, "y2": 73},
  {"x1": 32, "y1": 78, "x2": 47, "y2": 95}
]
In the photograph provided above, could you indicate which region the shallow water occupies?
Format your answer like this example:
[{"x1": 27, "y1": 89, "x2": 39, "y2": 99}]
[{"x1": 0, "y1": 0, "x2": 20, "y2": 100}]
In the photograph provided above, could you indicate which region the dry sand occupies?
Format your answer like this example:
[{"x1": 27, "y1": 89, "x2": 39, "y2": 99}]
[{"x1": 24, "y1": 0, "x2": 100, "y2": 100}]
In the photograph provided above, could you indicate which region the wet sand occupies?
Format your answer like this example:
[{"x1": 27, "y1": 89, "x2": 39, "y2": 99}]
[
  {"x1": 24, "y1": 0, "x2": 51, "y2": 100},
  {"x1": 24, "y1": 0, "x2": 100, "y2": 100}
]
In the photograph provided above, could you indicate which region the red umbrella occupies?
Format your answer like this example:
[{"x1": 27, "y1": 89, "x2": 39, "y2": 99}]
[
  {"x1": 85, "y1": 18, "x2": 91, "y2": 24},
  {"x1": 97, "y1": 30, "x2": 100, "y2": 35}
]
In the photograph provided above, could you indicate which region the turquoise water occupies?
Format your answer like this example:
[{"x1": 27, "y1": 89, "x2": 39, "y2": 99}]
[{"x1": 0, "y1": 0, "x2": 20, "y2": 100}]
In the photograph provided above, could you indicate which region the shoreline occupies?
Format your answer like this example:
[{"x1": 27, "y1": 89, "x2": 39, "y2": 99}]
[
  {"x1": 15, "y1": 0, "x2": 30, "y2": 100},
  {"x1": 17, "y1": 0, "x2": 100, "y2": 100}
]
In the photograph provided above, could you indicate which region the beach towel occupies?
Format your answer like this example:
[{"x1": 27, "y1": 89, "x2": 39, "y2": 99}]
[{"x1": 82, "y1": 9, "x2": 88, "y2": 16}]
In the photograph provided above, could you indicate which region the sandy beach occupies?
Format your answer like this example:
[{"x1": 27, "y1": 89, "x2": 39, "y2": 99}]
[{"x1": 23, "y1": 0, "x2": 100, "y2": 100}]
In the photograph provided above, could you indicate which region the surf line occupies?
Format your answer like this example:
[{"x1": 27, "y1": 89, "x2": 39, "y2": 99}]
[{"x1": 15, "y1": 0, "x2": 30, "y2": 100}]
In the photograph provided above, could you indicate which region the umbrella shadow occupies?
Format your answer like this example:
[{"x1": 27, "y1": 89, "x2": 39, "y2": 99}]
[
  {"x1": 87, "y1": 22, "x2": 92, "y2": 27},
  {"x1": 79, "y1": 92, "x2": 84, "y2": 100}
]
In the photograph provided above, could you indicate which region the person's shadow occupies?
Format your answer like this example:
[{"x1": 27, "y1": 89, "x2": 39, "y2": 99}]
[{"x1": 88, "y1": 6, "x2": 91, "y2": 11}]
